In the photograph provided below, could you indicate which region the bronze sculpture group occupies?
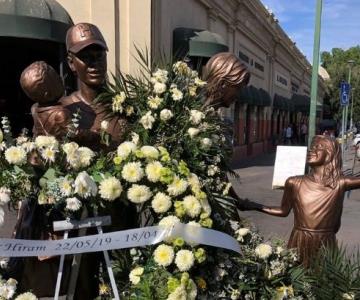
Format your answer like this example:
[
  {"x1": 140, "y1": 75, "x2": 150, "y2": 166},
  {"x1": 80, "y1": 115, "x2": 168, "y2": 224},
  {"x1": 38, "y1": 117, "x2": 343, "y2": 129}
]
[{"x1": 8, "y1": 21, "x2": 360, "y2": 296}]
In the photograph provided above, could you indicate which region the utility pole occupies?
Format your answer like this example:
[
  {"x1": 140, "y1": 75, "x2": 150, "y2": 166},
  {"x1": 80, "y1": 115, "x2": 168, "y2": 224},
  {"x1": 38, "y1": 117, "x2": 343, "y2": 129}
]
[
  {"x1": 308, "y1": 0, "x2": 323, "y2": 145},
  {"x1": 346, "y1": 60, "x2": 355, "y2": 131},
  {"x1": 350, "y1": 88, "x2": 356, "y2": 129}
]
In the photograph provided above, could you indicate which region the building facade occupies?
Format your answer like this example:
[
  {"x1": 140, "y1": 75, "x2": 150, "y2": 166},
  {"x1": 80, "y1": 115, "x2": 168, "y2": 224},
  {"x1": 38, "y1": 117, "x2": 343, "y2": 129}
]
[{"x1": 1, "y1": 0, "x2": 326, "y2": 161}]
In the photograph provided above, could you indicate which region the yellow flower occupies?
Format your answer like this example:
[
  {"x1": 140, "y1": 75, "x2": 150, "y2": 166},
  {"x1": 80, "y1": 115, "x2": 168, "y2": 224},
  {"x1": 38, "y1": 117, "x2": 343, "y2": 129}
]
[
  {"x1": 153, "y1": 244, "x2": 174, "y2": 267},
  {"x1": 255, "y1": 243, "x2": 272, "y2": 260},
  {"x1": 113, "y1": 156, "x2": 122, "y2": 165},
  {"x1": 196, "y1": 277, "x2": 207, "y2": 290},
  {"x1": 40, "y1": 147, "x2": 57, "y2": 163},
  {"x1": 99, "y1": 283, "x2": 111, "y2": 295}
]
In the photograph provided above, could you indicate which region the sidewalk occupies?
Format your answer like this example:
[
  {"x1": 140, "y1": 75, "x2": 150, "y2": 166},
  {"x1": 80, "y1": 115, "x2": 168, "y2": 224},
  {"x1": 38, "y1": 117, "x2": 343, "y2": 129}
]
[{"x1": 231, "y1": 145, "x2": 360, "y2": 252}]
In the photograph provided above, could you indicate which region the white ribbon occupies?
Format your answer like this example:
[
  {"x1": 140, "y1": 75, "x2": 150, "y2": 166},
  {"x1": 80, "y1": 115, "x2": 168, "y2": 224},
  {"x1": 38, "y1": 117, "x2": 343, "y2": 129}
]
[{"x1": 0, "y1": 223, "x2": 240, "y2": 257}]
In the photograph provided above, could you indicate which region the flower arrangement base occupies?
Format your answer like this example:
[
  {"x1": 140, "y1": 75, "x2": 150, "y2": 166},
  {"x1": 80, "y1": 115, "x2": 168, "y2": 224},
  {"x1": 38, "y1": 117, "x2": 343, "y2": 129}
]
[{"x1": 52, "y1": 216, "x2": 119, "y2": 300}]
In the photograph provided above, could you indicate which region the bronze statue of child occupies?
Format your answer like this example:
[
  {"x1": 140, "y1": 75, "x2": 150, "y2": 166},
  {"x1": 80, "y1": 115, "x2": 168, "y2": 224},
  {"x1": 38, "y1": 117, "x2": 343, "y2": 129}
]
[
  {"x1": 20, "y1": 61, "x2": 70, "y2": 139},
  {"x1": 246, "y1": 135, "x2": 360, "y2": 266}
]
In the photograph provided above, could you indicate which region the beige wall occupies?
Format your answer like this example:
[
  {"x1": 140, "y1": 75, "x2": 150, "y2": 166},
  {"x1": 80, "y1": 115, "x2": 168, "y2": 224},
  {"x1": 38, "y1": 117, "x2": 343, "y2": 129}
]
[
  {"x1": 57, "y1": 0, "x2": 152, "y2": 77},
  {"x1": 56, "y1": 0, "x2": 325, "y2": 107}
]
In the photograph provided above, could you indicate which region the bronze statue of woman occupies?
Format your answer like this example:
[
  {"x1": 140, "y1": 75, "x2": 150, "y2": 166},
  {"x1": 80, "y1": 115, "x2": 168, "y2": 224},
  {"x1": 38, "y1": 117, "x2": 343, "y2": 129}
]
[{"x1": 248, "y1": 135, "x2": 360, "y2": 266}]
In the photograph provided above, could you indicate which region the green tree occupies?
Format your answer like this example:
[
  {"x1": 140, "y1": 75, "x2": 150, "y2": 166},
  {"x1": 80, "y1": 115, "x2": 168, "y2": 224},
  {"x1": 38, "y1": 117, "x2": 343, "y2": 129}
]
[{"x1": 321, "y1": 46, "x2": 360, "y2": 125}]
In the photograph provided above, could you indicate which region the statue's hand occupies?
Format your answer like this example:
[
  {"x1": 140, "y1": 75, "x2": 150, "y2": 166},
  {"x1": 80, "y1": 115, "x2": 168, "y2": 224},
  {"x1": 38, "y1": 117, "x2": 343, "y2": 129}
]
[{"x1": 237, "y1": 199, "x2": 262, "y2": 211}]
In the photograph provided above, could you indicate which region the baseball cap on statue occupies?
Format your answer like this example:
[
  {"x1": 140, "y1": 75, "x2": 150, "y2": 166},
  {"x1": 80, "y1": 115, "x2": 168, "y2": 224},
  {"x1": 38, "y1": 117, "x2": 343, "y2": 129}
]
[{"x1": 66, "y1": 23, "x2": 108, "y2": 53}]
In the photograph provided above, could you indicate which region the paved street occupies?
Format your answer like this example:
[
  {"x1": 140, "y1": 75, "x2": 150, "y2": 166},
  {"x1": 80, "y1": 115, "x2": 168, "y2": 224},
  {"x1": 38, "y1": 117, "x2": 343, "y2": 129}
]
[{"x1": 231, "y1": 144, "x2": 360, "y2": 253}]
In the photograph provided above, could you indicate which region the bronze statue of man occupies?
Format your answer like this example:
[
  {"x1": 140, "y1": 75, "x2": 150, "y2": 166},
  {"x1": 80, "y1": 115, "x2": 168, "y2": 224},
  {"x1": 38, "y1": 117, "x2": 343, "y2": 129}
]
[
  {"x1": 60, "y1": 22, "x2": 127, "y2": 150},
  {"x1": 247, "y1": 135, "x2": 360, "y2": 266}
]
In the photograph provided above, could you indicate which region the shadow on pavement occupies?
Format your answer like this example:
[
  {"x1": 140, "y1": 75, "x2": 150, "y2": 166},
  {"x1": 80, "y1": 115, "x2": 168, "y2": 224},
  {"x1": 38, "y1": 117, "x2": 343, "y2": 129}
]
[{"x1": 232, "y1": 152, "x2": 276, "y2": 169}]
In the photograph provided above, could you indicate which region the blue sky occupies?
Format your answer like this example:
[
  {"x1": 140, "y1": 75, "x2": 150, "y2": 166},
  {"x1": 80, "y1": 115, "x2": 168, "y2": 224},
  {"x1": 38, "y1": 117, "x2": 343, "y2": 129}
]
[{"x1": 260, "y1": 0, "x2": 360, "y2": 62}]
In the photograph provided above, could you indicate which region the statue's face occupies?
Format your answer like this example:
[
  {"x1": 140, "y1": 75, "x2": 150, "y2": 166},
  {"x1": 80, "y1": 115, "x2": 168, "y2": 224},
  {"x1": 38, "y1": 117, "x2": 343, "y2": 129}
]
[
  {"x1": 221, "y1": 85, "x2": 240, "y2": 107},
  {"x1": 307, "y1": 139, "x2": 328, "y2": 166},
  {"x1": 68, "y1": 45, "x2": 107, "y2": 87}
]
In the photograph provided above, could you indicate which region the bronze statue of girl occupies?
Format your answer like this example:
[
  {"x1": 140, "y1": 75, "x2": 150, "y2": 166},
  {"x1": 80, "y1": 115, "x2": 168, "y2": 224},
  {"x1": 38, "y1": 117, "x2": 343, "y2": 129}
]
[{"x1": 248, "y1": 135, "x2": 360, "y2": 265}]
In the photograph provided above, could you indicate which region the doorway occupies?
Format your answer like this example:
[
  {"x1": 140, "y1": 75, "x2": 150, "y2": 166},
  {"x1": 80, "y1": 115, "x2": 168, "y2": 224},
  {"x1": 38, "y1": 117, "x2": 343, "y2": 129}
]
[{"x1": 0, "y1": 37, "x2": 72, "y2": 135}]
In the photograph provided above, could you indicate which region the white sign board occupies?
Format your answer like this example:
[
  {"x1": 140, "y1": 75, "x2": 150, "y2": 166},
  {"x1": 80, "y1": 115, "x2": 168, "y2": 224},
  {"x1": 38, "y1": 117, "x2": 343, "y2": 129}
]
[{"x1": 272, "y1": 146, "x2": 307, "y2": 189}]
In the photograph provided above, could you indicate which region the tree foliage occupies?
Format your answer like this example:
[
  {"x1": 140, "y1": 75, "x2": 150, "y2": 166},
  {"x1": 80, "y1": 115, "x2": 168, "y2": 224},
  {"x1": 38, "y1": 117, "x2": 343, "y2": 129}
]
[{"x1": 321, "y1": 46, "x2": 360, "y2": 124}]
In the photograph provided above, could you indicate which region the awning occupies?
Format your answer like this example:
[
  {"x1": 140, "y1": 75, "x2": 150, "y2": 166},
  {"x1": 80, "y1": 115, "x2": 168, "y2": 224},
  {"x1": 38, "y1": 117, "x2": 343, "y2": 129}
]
[
  {"x1": 291, "y1": 94, "x2": 310, "y2": 112},
  {"x1": 0, "y1": 0, "x2": 72, "y2": 43},
  {"x1": 237, "y1": 85, "x2": 271, "y2": 106},
  {"x1": 273, "y1": 94, "x2": 294, "y2": 111},
  {"x1": 173, "y1": 27, "x2": 228, "y2": 59}
]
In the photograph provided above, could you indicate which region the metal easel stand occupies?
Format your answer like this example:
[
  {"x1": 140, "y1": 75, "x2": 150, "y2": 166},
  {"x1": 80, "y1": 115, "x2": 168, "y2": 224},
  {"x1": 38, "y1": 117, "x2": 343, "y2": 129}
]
[{"x1": 53, "y1": 215, "x2": 120, "y2": 300}]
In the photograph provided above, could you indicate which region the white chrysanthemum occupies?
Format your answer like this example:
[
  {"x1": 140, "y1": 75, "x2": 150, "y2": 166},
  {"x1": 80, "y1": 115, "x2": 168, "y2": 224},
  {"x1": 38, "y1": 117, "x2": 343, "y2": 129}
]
[
  {"x1": 112, "y1": 92, "x2": 126, "y2": 112},
  {"x1": 235, "y1": 228, "x2": 250, "y2": 242},
  {"x1": 167, "y1": 286, "x2": 187, "y2": 300},
  {"x1": 140, "y1": 146, "x2": 159, "y2": 160},
  {"x1": 175, "y1": 249, "x2": 194, "y2": 272},
  {"x1": 189, "y1": 110, "x2": 205, "y2": 125},
  {"x1": 65, "y1": 197, "x2": 82, "y2": 211},
  {"x1": 140, "y1": 111, "x2": 155, "y2": 129},
  {"x1": 173, "y1": 61, "x2": 191, "y2": 75},
  {"x1": 255, "y1": 243, "x2": 273, "y2": 260},
  {"x1": 0, "y1": 187, "x2": 11, "y2": 205},
  {"x1": 117, "y1": 141, "x2": 137, "y2": 159},
  {"x1": 127, "y1": 184, "x2": 152, "y2": 203},
  {"x1": 147, "y1": 96, "x2": 163, "y2": 109},
  {"x1": 194, "y1": 77, "x2": 206, "y2": 87},
  {"x1": 187, "y1": 279, "x2": 198, "y2": 300},
  {"x1": 126, "y1": 106, "x2": 134, "y2": 116},
  {"x1": 59, "y1": 178, "x2": 73, "y2": 197},
  {"x1": 40, "y1": 147, "x2": 57, "y2": 163},
  {"x1": 159, "y1": 215, "x2": 180, "y2": 228},
  {"x1": 21, "y1": 142, "x2": 36, "y2": 153},
  {"x1": 129, "y1": 266, "x2": 144, "y2": 285},
  {"x1": 131, "y1": 132, "x2": 139, "y2": 145},
  {"x1": 0, "y1": 206, "x2": 4, "y2": 227},
  {"x1": 183, "y1": 195, "x2": 201, "y2": 218},
  {"x1": 99, "y1": 177, "x2": 122, "y2": 201},
  {"x1": 199, "y1": 196, "x2": 211, "y2": 217},
  {"x1": 167, "y1": 176, "x2": 188, "y2": 196},
  {"x1": 151, "y1": 192, "x2": 172, "y2": 214},
  {"x1": 4, "y1": 146, "x2": 27, "y2": 165},
  {"x1": 0, "y1": 278, "x2": 17, "y2": 299},
  {"x1": 171, "y1": 88, "x2": 183, "y2": 101},
  {"x1": 160, "y1": 109, "x2": 173, "y2": 121},
  {"x1": 62, "y1": 142, "x2": 79, "y2": 155},
  {"x1": 145, "y1": 161, "x2": 163, "y2": 182},
  {"x1": 35, "y1": 135, "x2": 58, "y2": 150},
  {"x1": 187, "y1": 128, "x2": 200, "y2": 138},
  {"x1": 74, "y1": 171, "x2": 97, "y2": 198},
  {"x1": 152, "y1": 69, "x2": 168, "y2": 83},
  {"x1": 14, "y1": 292, "x2": 38, "y2": 300},
  {"x1": 122, "y1": 162, "x2": 144, "y2": 183},
  {"x1": 201, "y1": 138, "x2": 212, "y2": 149},
  {"x1": 101, "y1": 120, "x2": 109, "y2": 130},
  {"x1": 78, "y1": 147, "x2": 95, "y2": 167},
  {"x1": 153, "y1": 81, "x2": 167, "y2": 94},
  {"x1": 153, "y1": 244, "x2": 174, "y2": 267},
  {"x1": 188, "y1": 173, "x2": 201, "y2": 191}
]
